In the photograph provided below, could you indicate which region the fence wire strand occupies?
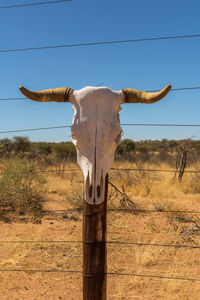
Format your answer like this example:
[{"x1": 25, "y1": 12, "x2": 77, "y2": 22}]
[
  {"x1": 0, "y1": 167, "x2": 200, "y2": 175},
  {"x1": 0, "y1": 268, "x2": 199, "y2": 282},
  {"x1": 1, "y1": 207, "x2": 200, "y2": 214},
  {"x1": 0, "y1": 240, "x2": 200, "y2": 249},
  {"x1": 1, "y1": 26, "x2": 200, "y2": 291},
  {"x1": 0, "y1": 0, "x2": 71, "y2": 10},
  {"x1": 2, "y1": 122, "x2": 200, "y2": 135},
  {"x1": 0, "y1": 34, "x2": 200, "y2": 54}
]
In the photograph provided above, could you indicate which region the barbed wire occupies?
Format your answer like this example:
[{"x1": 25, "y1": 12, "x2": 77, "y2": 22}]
[
  {"x1": 121, "y1": 123, "x2": 200, "y2": 127},
  {"x1": 108, "y1": 272, "x2": 200, "y2": 282},
  {"x1": 0, "y1": 125, "x2": 71, "y2": 134},
  {"x1": 1, "y1": 11, "x2": 199, "y2": 292},
  {"x1": 0, "y1": 167, "x2": 200, "y2": 175},
  {"x1": 2, "y1": 122, "x2": 200, "y2": 135},
  {"x1": 1, "y1": 85, "x2": 200, "y2": 102},
  {"x1": 0, "y1": 239, "x2": 200, "y2": 249},
  {"x1": 111, "y1": 168, "x2": 200, "y2": 174},
  {"x1": 0, "y1": 168, "x2": 80, "y2": 175},
  {"x1": 0, "y1": 268, "x2": 199, "y2": 282},
  {"x1": 0, "y1": 0, "x2": 71, "y2": 10},
  {"x1": 0, "y1": 268, "x2": 80, "y2": 274},
  {"x1": 1, "y1": 207, "x2": 199, "y2": 214},
  {"x1": 0, "y1": 34, "x2": 200, "y2": 54}
]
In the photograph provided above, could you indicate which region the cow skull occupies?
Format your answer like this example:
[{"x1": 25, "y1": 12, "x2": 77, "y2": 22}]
[{"x1": 19, "y1": 84, "x2": 171, "y2": 204}]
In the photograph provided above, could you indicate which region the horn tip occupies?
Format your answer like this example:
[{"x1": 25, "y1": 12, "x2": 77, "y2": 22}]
[
  {"x1": 19, "y1": 86, "x2": 31, "y2": 99},
  {"x1": 19, "y1": 86, "x2": 25, "y2": 91}
]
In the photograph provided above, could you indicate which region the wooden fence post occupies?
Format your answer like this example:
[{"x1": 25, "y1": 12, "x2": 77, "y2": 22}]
[{"x1": 83, "y1": 174, "x2": 108, "y2": 300}]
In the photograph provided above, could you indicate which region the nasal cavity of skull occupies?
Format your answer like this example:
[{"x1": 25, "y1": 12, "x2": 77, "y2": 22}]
[
  {"x1": 89, "y1": 184, "x2": 93, "y2": 198},
  {"x1": 97, "y1": 174, "x2": 104, "y2": 198},
  {"x1": 85, "y1": 172, "x2": 104, "y2": 203},
  {"x1": 97, "y1": 185, "x2": 101, "y2": 198},
  {"x1": 86, "y1": 173, "x2": 93, "y2": 199}
]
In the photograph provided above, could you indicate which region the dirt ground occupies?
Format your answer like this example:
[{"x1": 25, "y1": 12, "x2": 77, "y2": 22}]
[
  {"x1": 0, "y1": 168, "x2": 200, "y2": 299},
  {"x1": 0, "y1": 197, "x2": 200, "y2": 299}
]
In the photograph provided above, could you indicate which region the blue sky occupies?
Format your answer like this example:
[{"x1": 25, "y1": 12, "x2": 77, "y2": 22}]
[{"x1": 0, "y1": 0, "x2": 200, "y2": 142}]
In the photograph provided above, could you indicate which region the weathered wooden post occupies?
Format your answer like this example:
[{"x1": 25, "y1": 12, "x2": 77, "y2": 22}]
[
  {"x1": 83, "y1": 174, "x2": 108, "y2": 299},
  {"x1": 19, "y1": 83, "x2": 171, "y2": 300}
]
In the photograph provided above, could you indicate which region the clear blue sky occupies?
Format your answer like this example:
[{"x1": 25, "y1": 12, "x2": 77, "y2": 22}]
[{"x1": 0, "y1": 0, "x2": 200, "y2": 142}]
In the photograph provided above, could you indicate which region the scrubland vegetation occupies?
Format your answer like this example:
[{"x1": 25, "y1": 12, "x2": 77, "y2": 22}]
[{"x1": 0, "y1": 136, "x2": 200, "y2": 299}]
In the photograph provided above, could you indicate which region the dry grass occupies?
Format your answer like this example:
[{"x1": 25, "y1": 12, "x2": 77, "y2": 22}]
[{"x1": 0, "y1": 160, "x2": 200, "y2": 299}]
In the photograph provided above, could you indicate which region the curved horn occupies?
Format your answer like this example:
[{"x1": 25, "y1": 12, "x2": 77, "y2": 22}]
[
  {"x1": 19, "y1": 86, "x2": 73, "y2": 102},
  {"x1": 121, "y1": 84, "x2": 171, "y2": 104}
]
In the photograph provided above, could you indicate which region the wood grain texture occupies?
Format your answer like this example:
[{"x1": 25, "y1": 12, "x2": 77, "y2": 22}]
[{"x1": 83, "y1": 174, "x2": 108, "y2": 300}]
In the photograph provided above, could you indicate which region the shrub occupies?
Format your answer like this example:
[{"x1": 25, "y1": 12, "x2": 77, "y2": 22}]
[
  {"x1": 0, "y1": 138, "x2": 13, "y2": 157},
  {"x1": 0, "y1": 158, "x2": 45, "y2": 212},
  {"x1": 13, "y1": 136, "x2": 31, "y2": 156},
  {"x1": 116, "y1": 139, "x2": 136, "y2": 155},
  {"x1": 37, "y1": 142, "x2": 52, "y2": 155},
  {"x1": 116, "y1": 139, "x2": 136, "y2": 161},
  {"x1": 184, "y1": 172, "x2": 200, "y2": 194},
  {"x1": 52, "y1": 142, "x2": 76, "y2": 161},
  {"x1": 65, "y1": 183, "x2": 83, "y2": 210}
]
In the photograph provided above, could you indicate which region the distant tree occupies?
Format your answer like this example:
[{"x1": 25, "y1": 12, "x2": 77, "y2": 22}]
[
  {"x1": 137, "y1": 145, "x2": 149, "y2": 153},
  {"x1": 116, "y1": 139, "x2": 136, "y2": 155},
  {"x1": 194, "y1": 142, "x2": 200, "y2": 159},
  {"x1": 161, "y1": 138, "x2": 168, "y2": 144},
  {"x1": 0, "y1": 138, "x2": 13, "y2": 157},
  {"x1": 52, "y1": 142, "x2": 76, "y2": 161},
  {"x1": 168, "y1": 140, "x2": 178, "y2": 149},
  {"x1": 150, "y1": 140, "x2": 163, "y2": 151},
  {"x1": 115, "y1": 139, "x2": 136, "y2": 161},
  {"x1": 37, "y1": 142, "x2": 52, "y2": 155},
  {"x1": 13, "y1": 136, "x2": 31, "y2": 156}
]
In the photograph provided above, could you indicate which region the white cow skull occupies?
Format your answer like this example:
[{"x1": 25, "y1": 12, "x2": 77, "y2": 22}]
[{"x1": 20, "y1": 84, "x2": 171, "y2": 204}]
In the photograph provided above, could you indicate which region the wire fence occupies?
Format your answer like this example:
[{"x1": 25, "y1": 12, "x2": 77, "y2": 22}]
[
  {"x1": 1, "y1": 22, "x2": 200, "y2": 290},
  {"x1": 0, "y1": 207, "x2": 200, "y2": 214},
  {"x1": 0, "y1": 0, "x2": 72, "y2": 10},
  {"x1": 0, "y1": 239, "x2": 200, "y2": 249},
  {"x1": 1, "y1": 122, "x2": 200, "y2": 135},
  {"x1": 1, "y1": 33, "x2": 200, "y2": 54},
  {"x1": 0, "y1": 268, "x2": 199, "y2": 282},
  {"x1": 0, "y1": 167, "x2": 200, "y2": 175},
  {"x1": 0, "y1": 155, "x2": 199, "y2": 277},
  {"x1": 1, "y1": 203, "x2": 200, "y2": 281}
]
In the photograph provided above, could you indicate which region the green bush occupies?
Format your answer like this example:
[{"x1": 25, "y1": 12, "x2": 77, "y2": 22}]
[
  {"x1": 116, "y1": 139, "x2": 136, "y2": 155},
  {"x1": 0, "y1": 158, "x2": 45, "y2": 212},
  {"x1": 52, "y1": 142, "x2": 76, "y2": 161},
  {"x1": 0, "y1": 138, "x2": 13, "y2": 157},
  {"x1": 13, "y1": 136, "x2": 31, "y2": 155},
  {"x1": 37, "y1": 142, "x2": 52, "y2": 155}
]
